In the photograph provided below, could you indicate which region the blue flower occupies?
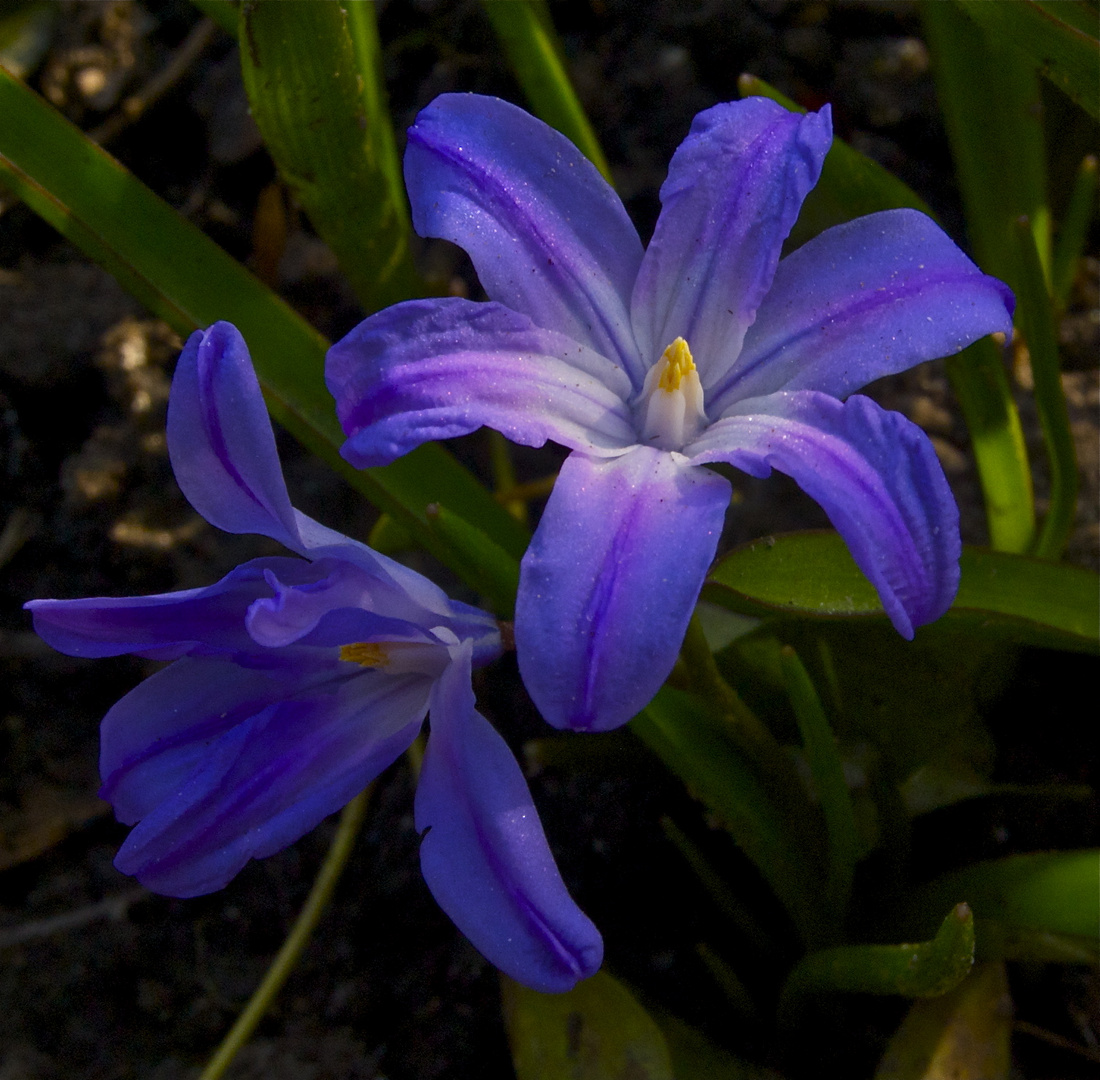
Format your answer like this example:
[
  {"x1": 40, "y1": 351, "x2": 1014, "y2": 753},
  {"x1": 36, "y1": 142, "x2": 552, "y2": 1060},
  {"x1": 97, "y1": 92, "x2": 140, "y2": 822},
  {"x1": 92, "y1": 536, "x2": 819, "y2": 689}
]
[
  {"x1": 26, "y1": 322, "x2": 602, "y2": 993},
  {"x1": 326, "y1": 93, "x2": 1014, "y2": 733}
]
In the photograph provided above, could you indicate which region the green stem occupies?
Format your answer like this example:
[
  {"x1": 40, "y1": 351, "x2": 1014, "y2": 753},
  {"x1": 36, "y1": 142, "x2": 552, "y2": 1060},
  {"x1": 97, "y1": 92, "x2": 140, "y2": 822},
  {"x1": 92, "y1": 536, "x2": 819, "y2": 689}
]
[{"x1": 198, "y1": 788, "x2": 372, "y2": 1080}]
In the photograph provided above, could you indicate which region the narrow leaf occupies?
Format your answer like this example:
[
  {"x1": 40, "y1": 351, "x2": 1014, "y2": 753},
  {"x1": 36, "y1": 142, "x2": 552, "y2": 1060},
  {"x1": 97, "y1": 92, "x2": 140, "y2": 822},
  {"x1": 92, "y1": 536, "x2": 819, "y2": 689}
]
[
  {"x1": 779, "y1": 646, "x2": 860, "y2": 932},
  {"x1": 0, "y1": 66, "x2": 529, "y2": 580},
  {"x1": 704, "y1": 532, "x2": 1100, "y2": 654},
  {"x1": 425, "y1": 502, "x2": 520, "y2": 616},
  {"x1": 481, "y1": 0, "x2": 613, "y2": 183},
  {"x1": 945, "y1": 337, "x2": 1036, "y2": 554},
  {"x1": 502, "y1": 971, "x2": 674, "y2": 1080},
  {"x1": 1011, "y1": 217, "x2": 1078, "y2": 559},
  {"x1": 784, "y1": 904, "x2": 975, "y2": 1000},
  {"x1": 238, "y1": 0, "x2": 423, "y2": 312},
  {"x1": 1052, "y1": 154, "x2": 1098, "y2": 308},
  {"x1": 954, "y1": 0, "x2": 1100, "y2": 121},
  {"x1": 633, "y1": 686, "x2": 826, "y2": 945}
]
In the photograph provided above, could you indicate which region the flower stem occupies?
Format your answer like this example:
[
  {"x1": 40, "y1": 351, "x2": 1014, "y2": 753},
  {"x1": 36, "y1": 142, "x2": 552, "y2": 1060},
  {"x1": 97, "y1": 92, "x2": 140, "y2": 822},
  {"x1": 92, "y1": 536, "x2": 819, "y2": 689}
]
[{"x1": 197, "y1": 787, "x2": 372, "y2": 1080}]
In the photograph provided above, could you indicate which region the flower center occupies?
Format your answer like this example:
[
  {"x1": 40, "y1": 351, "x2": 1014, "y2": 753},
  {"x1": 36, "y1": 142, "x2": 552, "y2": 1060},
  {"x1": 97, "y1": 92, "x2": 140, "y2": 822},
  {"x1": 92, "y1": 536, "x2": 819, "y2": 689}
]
[
  {"x1": 338, "y1": 639, "x2": 451, "y2": 678},
  {"x1": 636, "y1": 337, "x2": 707, "y2": 451},
  {"x1": 339, "y1": 642, "x2": 390, "y2": 667}
]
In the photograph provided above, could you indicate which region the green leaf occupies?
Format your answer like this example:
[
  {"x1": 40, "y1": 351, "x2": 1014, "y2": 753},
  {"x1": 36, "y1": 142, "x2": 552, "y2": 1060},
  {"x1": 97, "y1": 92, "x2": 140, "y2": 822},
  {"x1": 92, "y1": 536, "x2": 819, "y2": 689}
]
[
  {"x1": 784, "y1": 904, "x2": 975, "y2": 1000},
  {"x1": 736, "y1": 74, "x2": 934, "y2": 246},
  {"x1": 1011, "y1": 217, "x2": 1079, "y2": 559},
  {"x1": 945, "y1": 337, "x2": 1036, "y2": 554},
  {"x1": 779, "y1": 646, "x2": 860, "y2": 931},
  {"x1": 954, "y1": 0, "x2": 1100, "y2": 121},
  {"x1": 501, "y1": 971, "x2": 673, "y2": 1080},
  {"x1": 874, "y1": 962, "x2": 1012, "y2": 1080},
  {"x1": 1052, "y1": 154, "x2": 1099, "y2": 308},
  {"x1": 238, "y1": 0, "x2": 422, "y2": 313},
  {"x1": 632, "y1": 686, "x2": 826, "y2": 945},
  {"x1": 703, "y1": 532, "x2": 1100, "y2": 654},
  {"x1": 0, "y1": 65, "x2": 529, "y2": 583},
  {"x1": 924, "y1": 1, "x2": 1052, "y2": 285},
  {"x1": 911, "y1": 850, "x2": 1100, "y2": 942},
  {"x1": 424, "y1": 501, "x2": 520, "y2": 615},
  {"x1": 923, "y1": 0, "x2": 1047, "y2": 551},
  {"x1": 189, "y1": 0, "x2": 238, "y2": 37},
  {"x1": 481, "y1": 0, "x2": 613, "y2": 184}
]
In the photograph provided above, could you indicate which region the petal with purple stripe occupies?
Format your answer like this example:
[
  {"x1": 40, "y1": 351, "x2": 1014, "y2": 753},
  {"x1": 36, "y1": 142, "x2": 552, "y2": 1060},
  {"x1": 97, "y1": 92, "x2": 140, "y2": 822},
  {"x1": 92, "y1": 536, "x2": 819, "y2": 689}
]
[
  {"x1": 515, "y1": 446, "x2": 731, "y2": 732},
  {"x1": 415, "y1": 643, "x2": 603, "y2": 992},
  {"x1": 405, "y1": 93, "x2": 645, "y2": 383},
  {"x1": 686, "y1": 391, "x2": 961, "y2": 637},
  {"x1": 25, "y1": 556, "x2": 311, "y2": 660},
  {"x1": 710, "y1": 209, "x2": 1016, "y2": 409},
  {"x1": 168, "y1": 322, "x2": 303, "y2": 552},
  {"x1": 327, "y1": 298, "x2": 636, "y2": 469},
  {"x1": 631, "y1": 98, "x2": 832, "y2": 386},
  {"x1": 112, "y1": 670, "x2": 430, "y2": 897}
]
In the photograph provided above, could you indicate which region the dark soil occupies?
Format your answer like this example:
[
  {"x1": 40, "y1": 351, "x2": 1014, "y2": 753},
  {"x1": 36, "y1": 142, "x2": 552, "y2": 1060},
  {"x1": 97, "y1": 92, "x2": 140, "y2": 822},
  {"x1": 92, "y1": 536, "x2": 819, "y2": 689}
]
[{"x1": 1, "y1": 2, "x2": 1097, "y2": 1078}]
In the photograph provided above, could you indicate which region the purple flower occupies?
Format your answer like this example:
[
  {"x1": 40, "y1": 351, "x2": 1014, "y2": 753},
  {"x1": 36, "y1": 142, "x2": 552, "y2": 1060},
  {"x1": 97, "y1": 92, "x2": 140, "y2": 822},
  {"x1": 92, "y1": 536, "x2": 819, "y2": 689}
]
[
  {"x1": 326, "y1": 93, "x2": 1015, "y2": 734},
  {"x1": 26, "y1": 322, "x2": 601, "y2": 993}
]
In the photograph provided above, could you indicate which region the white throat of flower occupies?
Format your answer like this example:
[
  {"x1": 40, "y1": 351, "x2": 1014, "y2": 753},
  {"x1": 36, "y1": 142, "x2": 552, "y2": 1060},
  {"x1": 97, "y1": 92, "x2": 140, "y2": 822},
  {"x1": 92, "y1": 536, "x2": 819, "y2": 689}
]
[{"x1": 637, "y1": 337, "x2": 707, "y2": 452}]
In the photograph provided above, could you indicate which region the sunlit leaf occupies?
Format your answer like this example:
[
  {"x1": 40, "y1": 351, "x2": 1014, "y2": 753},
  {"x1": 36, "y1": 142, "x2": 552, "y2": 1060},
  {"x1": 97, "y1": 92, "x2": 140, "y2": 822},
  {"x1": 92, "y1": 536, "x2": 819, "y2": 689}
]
[
  {"x1": 873, "y1": 961, "x2": 1012, "y2": 1080},
  {"x1": 239, "y1": 0, "x2": 423, "y2": 313},
  {"x1": 704, "y1": 532, "x2": 1100, "y2": 654},
  {"x1": 954, "y1": 0, "x2": 1100, "y2": 121},
  {"x1": 923, "y1": 0, "x2": 1044, "y2": 551},
  {"x1": 482, "y1": 0, "x2": 612, "y2": 183},
  {"x1": 784, "y1": 905, "x2": 975, "y2": 999},
  {"x1": 0, "y1": 65, "x2": 529, "y2": 587},
  {"x1": 1011, "y1": 217, "x2": 1078, "y2": 559},
  {"x1": 502, "y1": 971, "x2": 673, "y2": 1080}
]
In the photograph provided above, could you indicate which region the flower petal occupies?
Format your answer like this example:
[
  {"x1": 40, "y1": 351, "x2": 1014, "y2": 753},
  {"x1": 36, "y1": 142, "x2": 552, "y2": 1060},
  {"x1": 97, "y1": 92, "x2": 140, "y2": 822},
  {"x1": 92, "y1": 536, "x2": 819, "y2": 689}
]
[
  {"x1": 99, "y1": 656, "x2": 334, "y2": 823},
  {"x1": 327, "y1": 297, "x2": 636, "y2": 468},
  {"x1": 515, "y1": 446, "x2": 731, "y2": 732},
  {"x1": 168, "y1": 322, "x2": 304, "y2": 551},
  {"x1": 112, "y1": 670, "x2": 430, "y2": 897},
  {"x1": 631, "y1": 98, "x2": 831, "y2": 386},
  {"x1": 686, "y1": 391, "x2": 961, "y2": 637},
  {"x1": 415, "y1": 643, "x2": 603, "y2": 992},
  {"x1": 709, "y1": 209, "x2": 1016, "y2": 409},
  {"x1": 25, "y1": 556, "x2": 311, "y2": 660},
  {"x1": 405, "y1": 93, "x2": 646, "y2": 383}
]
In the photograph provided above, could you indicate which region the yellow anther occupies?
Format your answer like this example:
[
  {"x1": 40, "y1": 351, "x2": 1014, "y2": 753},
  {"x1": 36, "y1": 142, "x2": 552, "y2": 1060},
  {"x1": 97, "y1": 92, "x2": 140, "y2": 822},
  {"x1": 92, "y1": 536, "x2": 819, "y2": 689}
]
[
  {"x1": 339, "y1": 641, "x2": 389, "y2": 667},
  {"x1": 657, "y1": 337, "x2": 696, "y2": 393}
]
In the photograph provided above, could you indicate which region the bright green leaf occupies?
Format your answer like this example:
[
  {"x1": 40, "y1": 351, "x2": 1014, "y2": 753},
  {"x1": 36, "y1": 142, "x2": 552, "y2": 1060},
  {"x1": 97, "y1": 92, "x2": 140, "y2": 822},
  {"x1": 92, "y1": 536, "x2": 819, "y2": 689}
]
[
  {"x1": 703, "y1": 532, "x2": 1100, "y2": 654},
  {"x1": 239, "y1": 0, "x2": 423, "y2": 312},
  {"x1": 784, "y1": 904, "x2": 975, "y2": 1000},
  {"x1": 0, "y1": 65, "x2": 530, "y2": 586},
  {"x1": 502, "y1": 971, "x2": 673, "y2": 1080},
  {"x1": 954, "y1": 0, "x2": 1100, "y2": 121}
]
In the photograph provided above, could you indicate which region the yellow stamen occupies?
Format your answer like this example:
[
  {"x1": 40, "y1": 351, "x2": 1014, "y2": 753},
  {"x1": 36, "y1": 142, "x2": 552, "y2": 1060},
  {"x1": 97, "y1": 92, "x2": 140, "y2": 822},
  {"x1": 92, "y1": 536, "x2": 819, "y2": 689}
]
[
  {"x1": 339, "y1": 642, "x2": 389, "y2": 667},
  {"x1": 657, "y1": 337, "x2": 696, "y2": 393}
]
